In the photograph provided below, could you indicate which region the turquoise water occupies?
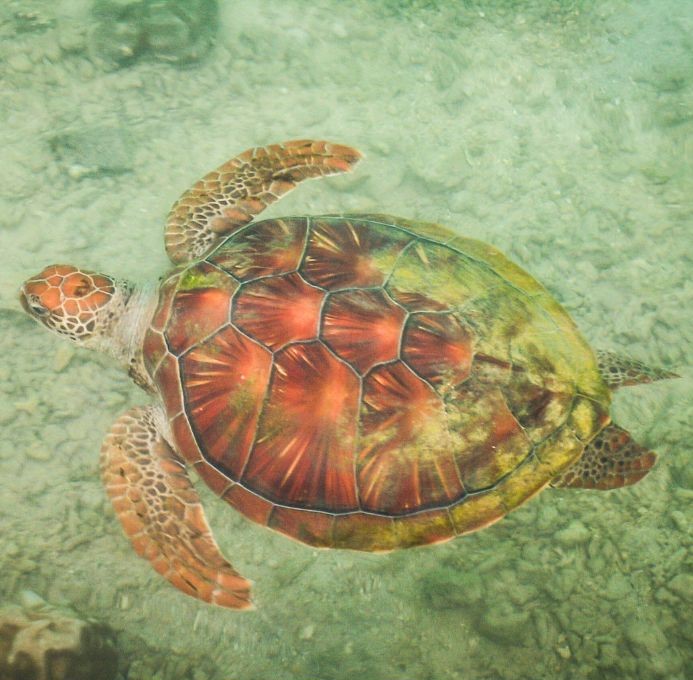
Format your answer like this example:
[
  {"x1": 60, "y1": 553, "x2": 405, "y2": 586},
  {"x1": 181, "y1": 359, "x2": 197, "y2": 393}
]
[{"x1": 1, "y1": 1, "x2": 691, "y2": 678}]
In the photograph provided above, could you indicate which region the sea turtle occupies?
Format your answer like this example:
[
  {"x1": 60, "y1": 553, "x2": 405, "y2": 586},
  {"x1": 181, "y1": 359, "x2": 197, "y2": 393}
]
[{"x1": 20, "y1": 139, "x2": 676, "y2": 609}]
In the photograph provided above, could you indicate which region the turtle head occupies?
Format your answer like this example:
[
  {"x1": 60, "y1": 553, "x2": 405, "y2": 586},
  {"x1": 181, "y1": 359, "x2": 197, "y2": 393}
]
[{"x1": 19, "y1": 265, "x2": 128, "y2": 347}]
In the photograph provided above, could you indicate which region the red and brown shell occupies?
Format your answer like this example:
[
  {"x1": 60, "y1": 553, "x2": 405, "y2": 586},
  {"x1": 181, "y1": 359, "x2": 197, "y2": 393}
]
[{"x1": 143, "y1": 214, "x2": 611, "y2": 550}]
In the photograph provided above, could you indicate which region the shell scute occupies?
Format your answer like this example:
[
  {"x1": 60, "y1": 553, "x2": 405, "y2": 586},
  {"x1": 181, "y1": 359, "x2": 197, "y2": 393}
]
[
  {"x1": 448, "y1": 490, "x2": 506, "y2": 536},
  {"x1": 302, "y1": 217, "x2": 412, "y2": 290},
  {"x1": 358, "y1": 361, "x2": 465, "y2": 514},
  {"x1": 154, "y1": 353, "x2": 185, "y2": 421},
  {"x1": 402, "y1": 312, "x2": 473, "y2": 389},
  {"x1": 165, "y1": 263, "x2": 238, "y2": 355},
  {"x1": 193, "y1": 460, "x2": 233, "y2": 496},
  {"x1": 142, "y1": 328, "x2": 167, "y2": 377},
  {"x1": 222, "y1": 484, "x2": 273, "y2": 526},
  {"x1": 150, "y1": 271, "x2": 181, "y2": 332},
  {"x1": 332, "y1": 512, "x2": 397, "y2": 551},
  {"x1": 393, "y1": 507, "x2": 456, "y2": 548},
  {"x1": 386, "y1": 239, "x2": 495, "y2": 312},
  {"x1": 321, "y1": 288, "x2": 406, "y2": 374},
  {"x1": 232, "y1": 272, "x2": 324, "y2": 350},
  {"x1": 170, "y1": 412, "x2": 203, "y2": 465},
  {"x1": 208, "y1": 217, "x2": 307, "y2": 280},
  {"x1": 267, "y1": 506, "x2": 335, "y2": 548},
  {"x1": 181, "y1": 325, "x2": 272, "y2": 477},
  {"x1": 445, "y1": 382, "x2": 532, "y2": 491},
  {"x1": 243, "y1": 342, "x2": 360, "y2": 511}
]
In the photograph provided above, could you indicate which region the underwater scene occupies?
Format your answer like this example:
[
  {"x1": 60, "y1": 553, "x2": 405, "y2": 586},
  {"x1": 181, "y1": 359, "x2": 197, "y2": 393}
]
[{"x1": 0, "y1": 1, "x2": 691, "y2": 678}]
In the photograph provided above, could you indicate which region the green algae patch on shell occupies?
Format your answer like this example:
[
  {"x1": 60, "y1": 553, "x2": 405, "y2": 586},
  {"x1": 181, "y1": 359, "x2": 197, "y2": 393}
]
[{"x1": 177, "y1": 262, "x2": 235, "y2": 292}]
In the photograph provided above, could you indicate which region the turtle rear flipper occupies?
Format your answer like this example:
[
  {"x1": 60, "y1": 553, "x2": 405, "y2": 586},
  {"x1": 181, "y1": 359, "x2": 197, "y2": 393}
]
[
  {"x1": 551, "y1": 423, "x2": 656, "y2": 490},
  {"x1": 100, "y1": 405, "x2": 252, "y2": 609},
  {"x1": 596, "y1": 349, "x2": 679, "y2": 389}
]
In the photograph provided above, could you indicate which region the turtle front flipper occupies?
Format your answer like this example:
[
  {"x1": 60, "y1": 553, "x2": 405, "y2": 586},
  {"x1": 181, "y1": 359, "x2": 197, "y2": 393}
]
[
  {"x1": 100, "y1": 405, "x2": 252, "y2": 609},
  {"x1": 551, "y1": 424, "x2": 656, "y2": 490},
  {"x1": 596, "y1": 349, "x2": 678, "y2": 389},
  {"x1": 164, "y1": 139, "x2": 362, "y2": 263}
]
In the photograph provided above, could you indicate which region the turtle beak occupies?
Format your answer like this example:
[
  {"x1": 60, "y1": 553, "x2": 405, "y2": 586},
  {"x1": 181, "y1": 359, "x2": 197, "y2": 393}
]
[{"x1": 18, "y1": 287, "x2": 31, "y2": 314}]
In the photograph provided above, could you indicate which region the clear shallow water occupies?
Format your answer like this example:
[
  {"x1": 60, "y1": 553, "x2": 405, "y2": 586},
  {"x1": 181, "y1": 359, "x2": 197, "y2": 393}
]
[{"x1": 1, "y1": 1, "x2": 691, "y2": 678}]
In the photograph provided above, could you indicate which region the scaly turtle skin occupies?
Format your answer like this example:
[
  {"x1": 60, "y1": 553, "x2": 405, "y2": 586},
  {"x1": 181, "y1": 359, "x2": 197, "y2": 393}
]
[{"x1": 20, "y1": 140, "x2": 677, "y2": 609}]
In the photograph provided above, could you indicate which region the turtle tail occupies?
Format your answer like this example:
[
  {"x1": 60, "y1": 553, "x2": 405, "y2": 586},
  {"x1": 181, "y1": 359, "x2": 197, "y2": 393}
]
[{"x1": 551, "y1": 423, "x2": 656, "y2": 490}]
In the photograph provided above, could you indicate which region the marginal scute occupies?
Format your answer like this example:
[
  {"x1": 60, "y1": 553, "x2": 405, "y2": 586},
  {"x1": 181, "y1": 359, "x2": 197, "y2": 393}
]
[
  {"x1": 154, "y1": 353, "x2": 184, "y2": 419},
  {"x1": 392, "y1": 507, "x2": 456, "y2": 547},
  {"x1": 493, "y1": 454, "x2": 554, "y2": 512},
  {"x1": 531, "y1": 424, "x2": 584, "y2": 472},
  {"x1": 170, "y1": 412, "x2": 203, "y2": 465},
  {"x1": 568, "y1": 395, "x2": 610, "y2": 442},
  {"x1": 193, "y1": 460, "x2": 232, "y2": 496},
  {"x1": 332, "y1": 512, "x2": 398, "y2": 551},
  {"x1": 222, "y1": 484, "x2": 273, "y2": 526},
  {"x1": 449, "y1": 491, "x2": 506, "y2": 536},
  {"x1": 150, "y1": 271, "x2": 181, "y2": 332},
  {"x1": 142, "y1": 328, "x2": 167, "y2": 377},
  {"x1": 455, "y1": 444, "x2": 569, "y2": 533},
  {"x1": 267, "y1": 506, "x2": 335, "y2": 548},
  {"x1": 354, "y1": 213, "x2": 458, "y2": 244},
  {"x1": 446, "y1": 234, "x2": 544, "y2": 293}
]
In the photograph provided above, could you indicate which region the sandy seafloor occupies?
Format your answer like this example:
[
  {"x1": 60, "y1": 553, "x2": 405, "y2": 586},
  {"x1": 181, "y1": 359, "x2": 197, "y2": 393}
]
[{"x1": 1, "y1": 1, "x2": 692, "y2": 678}]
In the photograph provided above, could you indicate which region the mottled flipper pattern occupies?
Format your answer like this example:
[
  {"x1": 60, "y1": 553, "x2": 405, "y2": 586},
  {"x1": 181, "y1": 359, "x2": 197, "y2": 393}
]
[
  {"x1": 100, "y1": 406, "x2": 252, "y2": 609},
  {"x1": 596, "y1": 349, "x2": 678, "y2": 389},
  {"x1": 551, "y1": 423, "x2": 656, "y2": 490},
  {"x1": 165, "y1": 139, "x2": 362, "y2": 263}
]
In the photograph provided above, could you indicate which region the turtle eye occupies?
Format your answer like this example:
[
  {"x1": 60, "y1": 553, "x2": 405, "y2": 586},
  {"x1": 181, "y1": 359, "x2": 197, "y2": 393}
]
[{"x1": 27, "y1": 294, "x2": 49, "y2": 317}]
